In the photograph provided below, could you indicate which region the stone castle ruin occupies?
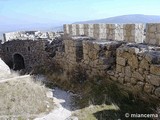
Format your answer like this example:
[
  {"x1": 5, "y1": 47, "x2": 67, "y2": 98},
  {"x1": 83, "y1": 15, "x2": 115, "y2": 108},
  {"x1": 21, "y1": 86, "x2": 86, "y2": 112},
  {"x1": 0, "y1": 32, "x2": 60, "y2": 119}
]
[
  {"x1": 0, "y1": 23, "x2": 160, "y2": 99},
  {"x1": 2, "y1": 31, "x2": 62, "y2": 42}
]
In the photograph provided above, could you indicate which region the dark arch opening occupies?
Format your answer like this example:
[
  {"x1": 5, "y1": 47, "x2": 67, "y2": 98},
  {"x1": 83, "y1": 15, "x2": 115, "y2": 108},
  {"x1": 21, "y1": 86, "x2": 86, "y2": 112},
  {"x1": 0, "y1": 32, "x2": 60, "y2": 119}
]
[{"x1": 13, "y1": 54, "x2": 25, "y2": 70}]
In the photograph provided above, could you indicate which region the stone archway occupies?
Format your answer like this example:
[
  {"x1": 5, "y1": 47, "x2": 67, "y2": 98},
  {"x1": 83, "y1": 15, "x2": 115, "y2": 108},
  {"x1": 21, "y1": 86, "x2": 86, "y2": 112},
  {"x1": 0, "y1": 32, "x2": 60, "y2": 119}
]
[{"x1": 13, "y1": 53, "x2": 25, "y2": 70}]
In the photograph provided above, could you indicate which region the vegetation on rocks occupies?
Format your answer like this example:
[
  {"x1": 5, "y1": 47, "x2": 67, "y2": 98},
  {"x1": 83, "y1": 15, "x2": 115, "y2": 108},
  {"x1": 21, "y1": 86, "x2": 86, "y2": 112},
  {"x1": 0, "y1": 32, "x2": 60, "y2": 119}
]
[{"x1": 34, "y1": 64, "x2": 160, "y2": 120}]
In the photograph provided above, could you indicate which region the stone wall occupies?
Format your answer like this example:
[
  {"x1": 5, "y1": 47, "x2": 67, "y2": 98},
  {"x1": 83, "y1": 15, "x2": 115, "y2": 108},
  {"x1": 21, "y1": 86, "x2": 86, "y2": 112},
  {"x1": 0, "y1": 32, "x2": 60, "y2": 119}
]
[
  {"x1": 82, "y1": 40, "x2": 124, "y2": 76},
  {"x1": 64, "y1": 24, "x2": 145, "y2": 43},
  {"x1": 1, "y1": 36, "x2": 160, "y2": 98},
  {"x1": 2, "y1": 23, "x2": 160, "y2": 99},
  {"x1": 114, "y1": 43, "x2": 160, "y2": 98},
  {"x1": 1, "y1": 40, "x2": 48, "y2": 71},
  {"x1": 54, "y1": 37, "x2": 160, "y2": 98}
]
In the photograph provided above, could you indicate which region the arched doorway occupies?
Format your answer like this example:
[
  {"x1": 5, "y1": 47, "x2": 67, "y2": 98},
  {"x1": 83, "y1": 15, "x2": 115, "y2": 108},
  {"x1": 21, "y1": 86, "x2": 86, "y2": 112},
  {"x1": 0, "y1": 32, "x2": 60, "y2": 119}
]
[{"x1": 13, "y1": 53, "x2": 25, "y2": 70}]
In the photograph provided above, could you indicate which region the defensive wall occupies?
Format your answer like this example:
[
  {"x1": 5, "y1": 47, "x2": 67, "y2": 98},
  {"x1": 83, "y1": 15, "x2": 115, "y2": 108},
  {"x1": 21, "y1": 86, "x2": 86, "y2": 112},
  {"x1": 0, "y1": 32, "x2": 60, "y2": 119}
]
[
  {"x1": 54, "y1": 37, "x2": 160, "y2": 99},
  {"x1": 64, "y1": 23, "x2": 160, "y2": 45},
  {"x1": 55, "y1": 23, "x2": 160, "y2": 98},
  {"x1": 0, "y1": 23, "x2": 160, "y2": 99}
]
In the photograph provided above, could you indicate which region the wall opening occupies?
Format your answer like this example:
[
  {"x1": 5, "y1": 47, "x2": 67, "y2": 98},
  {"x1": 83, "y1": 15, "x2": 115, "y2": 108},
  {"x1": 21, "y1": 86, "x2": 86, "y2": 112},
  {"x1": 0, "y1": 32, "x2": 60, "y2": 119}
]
[
  {"x1": 76, "y1": 41, "x2": 83, "y2": 62},
  {"x1": 7, "y1": 47, "x2": 9, "y2": 52},
  {"x1": 13, "y1": 53, "x2": 25, "y2": 70},
  {"x1": 28, "y1": 46, "x2": 30, "y2": 51}
]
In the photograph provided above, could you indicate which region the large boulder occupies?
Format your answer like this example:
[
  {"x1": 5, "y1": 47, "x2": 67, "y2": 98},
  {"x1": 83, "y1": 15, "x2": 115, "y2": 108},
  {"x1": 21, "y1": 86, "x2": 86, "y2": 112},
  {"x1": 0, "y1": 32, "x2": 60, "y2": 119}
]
[{"x1": 0, "y1": 58, "x2": 10, "y2": 79}]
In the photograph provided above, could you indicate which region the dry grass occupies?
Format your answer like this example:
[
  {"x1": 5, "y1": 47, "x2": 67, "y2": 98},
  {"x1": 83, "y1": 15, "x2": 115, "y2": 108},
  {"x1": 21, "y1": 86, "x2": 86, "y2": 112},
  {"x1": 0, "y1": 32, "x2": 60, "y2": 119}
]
[
  {"x1": 0, "y1": 70, "x2": 19, "y2": 80},
  {"x1": 0, "y1": 73, "x2": 54, "y2": 119}
]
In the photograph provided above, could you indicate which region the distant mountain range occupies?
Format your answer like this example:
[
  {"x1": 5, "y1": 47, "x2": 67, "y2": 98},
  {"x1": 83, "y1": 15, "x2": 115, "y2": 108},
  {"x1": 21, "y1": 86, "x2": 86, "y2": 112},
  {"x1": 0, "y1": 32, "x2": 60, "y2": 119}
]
[
  {"x1": 1, "y1": 14, "x2": 160, "y2": 40},
  {"x1": 53, "y1": 14, "x2": 160, "y2": 33},
  {"x1": 74, "y1": 14, "x2": 160, "y2": 24}
]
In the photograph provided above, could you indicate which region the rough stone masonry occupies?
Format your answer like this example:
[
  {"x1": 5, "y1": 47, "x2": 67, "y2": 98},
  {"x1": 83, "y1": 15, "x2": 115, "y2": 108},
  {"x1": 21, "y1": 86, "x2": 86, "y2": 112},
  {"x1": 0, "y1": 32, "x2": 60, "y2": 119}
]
[
  {"x1": 61, "y1": 23, "x2": 160, "y2": 98},
  {"x1": 1, "y1": 23, "x2": 160, "y2": 99}
]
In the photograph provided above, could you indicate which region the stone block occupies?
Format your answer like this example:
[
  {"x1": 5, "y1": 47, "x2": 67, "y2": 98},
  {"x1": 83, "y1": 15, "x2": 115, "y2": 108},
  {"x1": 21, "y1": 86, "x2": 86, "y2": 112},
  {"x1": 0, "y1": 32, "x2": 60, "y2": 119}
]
[
  {"x1": 129, "y1": 47, "x2": 139, "y2": 54},
  {"x1": 119, "y1": 73, "x2": 125, "y2": 78},
  {"x1": 134, "y1": 82, "x2": 144, "y2": 91},
  {"x1": 107, "y1": 70, "x2": 114, "y2": 76},
  {"x1": 148, "y1": 25, "x2": 157, "y2": 33},
  {"x1": 146, "y1": 23, "x2": 160, "y2": 45},
  {"x1": 150, "y1": 65, "x2": 160, "y2": 76},
  {"x1": 94, "y1": 44, "x2": 101, "y2": 50},
  {"x1": 128, "y1": 55, "x2": 138, "y2": 69},
  {"x1": 156, "y1": 33, "x2": 160, "y2": 39},
  {"x1": 125, "y1": 83, "x2": 132, "y2": 88},
  {"x1": 63, "y1": 24, "x2": 69, "y2": 34},
  {"x1": 116, "y1": 48, "x2": 125, "y2": 57},
  {"x1": 138, "y1": 68, "x2": 144, "y2": 74},
  {"x1": 105, "y1": 51, "x2": 112, "y2": 57},
  {"x1": 148, "y1": 75, "x2": 160, "y2": 86},
  {"x1": 110, "y1": 76, "x2": 117, "y2": 81},
  {"x1": 130, "y1": 78, "x2": 137, "y2": 85},
  {"x1": 116, "y1": 64, "x2": 122, "y2": 73},
  {"x1": 83, "y1": 48, "x2": 88, "y2": 54},
  {"x1": 149, "y1": 39, "x2": 157, "y2": 45},
  {"x1": 125, "y1": 66, "x2": 131, "y2": 77},
  {"x1": 155, "y1": 87, "x2": 160, "y2": 97},
  {"x1": 121, "y1": 52, "x2": 131, "y2": 59},
  {"x1": 139, "y1": 59, "x2": 149, "y2": 70},
  {"x1": 144, "y1": 83, "x2": 154, "y2": 93},
  {"x1": 123, "y1": 24, "x2": 145, "y2": 43},
  {"x1": 116, "y1": 57, "x2": 126, "y2": 66},
  {"x1": 125, "y1": 76, "x2": 130, "y2": 82},
  {"x1": 118, "y1": 77, "x2": 124, "y2": 84},
  {"x1": 132, "y1": 71, "x2": 144, "y2": 81}
]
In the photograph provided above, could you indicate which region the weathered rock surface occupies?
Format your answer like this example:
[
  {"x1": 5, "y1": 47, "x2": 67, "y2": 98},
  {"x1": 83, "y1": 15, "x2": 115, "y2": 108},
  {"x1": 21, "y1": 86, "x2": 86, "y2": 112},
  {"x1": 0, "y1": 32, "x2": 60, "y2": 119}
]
[
  {"x1": 155, "y1": 87, "x2": 160, "y2": 97},
  {"x1": 0, "y1": 58, "x2": 10, "y2": 78}
]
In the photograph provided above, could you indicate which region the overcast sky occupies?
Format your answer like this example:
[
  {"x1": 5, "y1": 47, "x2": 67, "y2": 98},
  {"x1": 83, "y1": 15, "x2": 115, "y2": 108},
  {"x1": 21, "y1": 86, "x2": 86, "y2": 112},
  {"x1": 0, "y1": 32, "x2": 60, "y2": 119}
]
[{"x1": 0, "y1": 0, "x2": 160, "y2": 26}]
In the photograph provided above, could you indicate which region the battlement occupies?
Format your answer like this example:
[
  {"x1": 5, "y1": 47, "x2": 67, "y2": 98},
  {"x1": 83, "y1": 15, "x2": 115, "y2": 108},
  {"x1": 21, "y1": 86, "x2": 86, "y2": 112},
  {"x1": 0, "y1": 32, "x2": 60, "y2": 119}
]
[{"x1": 64, "y1": 23, "x2": 160, "y2": 46}]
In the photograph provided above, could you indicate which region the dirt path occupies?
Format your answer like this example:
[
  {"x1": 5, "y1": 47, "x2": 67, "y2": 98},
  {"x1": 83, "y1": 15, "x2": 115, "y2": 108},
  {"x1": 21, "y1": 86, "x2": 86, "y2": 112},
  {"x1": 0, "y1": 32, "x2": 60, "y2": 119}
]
[
  {"x1": 0, "y1": 75, "x2": 30, "y2": 83},
  {"x1": 35, "y1": 87, "x2": 75, "y2": 120}
]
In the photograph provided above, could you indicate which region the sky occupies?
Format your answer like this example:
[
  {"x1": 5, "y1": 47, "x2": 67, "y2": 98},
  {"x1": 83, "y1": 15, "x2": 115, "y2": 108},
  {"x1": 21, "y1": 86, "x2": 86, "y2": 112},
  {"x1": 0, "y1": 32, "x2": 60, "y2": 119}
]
[{"x1": 0, "y1": 0, "x2": 160, "y2": 32}]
